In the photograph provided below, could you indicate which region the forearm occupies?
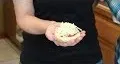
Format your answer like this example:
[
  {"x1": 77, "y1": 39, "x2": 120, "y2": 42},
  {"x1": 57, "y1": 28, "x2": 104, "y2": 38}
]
[
  {"x1": 12, "y1": 0, "x2": 53, "y2": 35},
  {"x1": 17, "y1": 15, "x2": 53, "y2": 35}
]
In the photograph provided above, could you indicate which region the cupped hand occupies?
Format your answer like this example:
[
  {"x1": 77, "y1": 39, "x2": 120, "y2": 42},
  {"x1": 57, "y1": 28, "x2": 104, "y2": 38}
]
[
  {"x1": 45, "y1": 22, "x2": 86, "y2": 47},
  {"x1": 45, "y1": 21, "x2": 60, "y2": 41},
  {"x1": 54, "y1": 30, "x2": 86, "y2": 47}
]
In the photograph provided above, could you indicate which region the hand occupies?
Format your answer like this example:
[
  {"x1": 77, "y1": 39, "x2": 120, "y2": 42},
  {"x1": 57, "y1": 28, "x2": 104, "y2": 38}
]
[
  {"x1": 54, "y1": 31, "x2": 86, "y2": 47},
  {"x1": 45, "y1": 21, "x2": 60, "y2": 41},
  {"x1": 45, "y1": 22, "x2": 86, "y2": 47}
]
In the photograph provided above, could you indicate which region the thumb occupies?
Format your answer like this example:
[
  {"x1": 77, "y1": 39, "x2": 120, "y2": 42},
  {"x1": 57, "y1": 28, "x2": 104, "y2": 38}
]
[{"x1": 45, "y1": 30, "x2": 55, "y2": 41}]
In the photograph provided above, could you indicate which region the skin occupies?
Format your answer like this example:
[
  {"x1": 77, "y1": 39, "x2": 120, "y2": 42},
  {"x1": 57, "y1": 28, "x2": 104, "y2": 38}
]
[
  {"x1": 13, "y1": 0, "x2": 103, "y2": 47},
  {"x1": 13, "y1": 0, "x2": 54, "y2": 35}
]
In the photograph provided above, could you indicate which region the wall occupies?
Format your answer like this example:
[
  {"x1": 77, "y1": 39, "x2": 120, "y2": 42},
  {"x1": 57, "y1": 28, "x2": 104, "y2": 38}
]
[{"x1": 0, "y1": 0, "x2": 4, "y2": 36}]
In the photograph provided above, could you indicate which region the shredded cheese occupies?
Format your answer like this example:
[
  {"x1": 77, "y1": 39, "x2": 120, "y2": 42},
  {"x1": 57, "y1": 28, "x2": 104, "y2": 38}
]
[{"x1": 55, "y1": 22, "x2": 82, "y2": 42}]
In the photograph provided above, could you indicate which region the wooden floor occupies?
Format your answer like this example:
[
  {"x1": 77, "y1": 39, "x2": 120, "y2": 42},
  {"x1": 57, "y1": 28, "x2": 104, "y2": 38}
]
[{"x1": 0, "y1": 38, "x2": 20, "y2": 64}]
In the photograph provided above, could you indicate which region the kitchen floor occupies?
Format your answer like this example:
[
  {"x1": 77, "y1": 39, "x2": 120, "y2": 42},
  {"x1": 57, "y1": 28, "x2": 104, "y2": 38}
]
[{"x1": 0, "y1": 38, "x2": 20, "y2": 64}]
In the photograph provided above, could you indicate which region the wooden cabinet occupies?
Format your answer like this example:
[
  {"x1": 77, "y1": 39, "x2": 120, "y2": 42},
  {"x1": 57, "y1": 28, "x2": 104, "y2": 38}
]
[
  {"x1": 0, "y1": 0, "x2": 4, "y2": 37},
  {"x1": 4, "y1": 0, "x2": 21, "y2": 48},
  {"x1": 94, "y1": 4, "x2": 120, "y2": 64}
]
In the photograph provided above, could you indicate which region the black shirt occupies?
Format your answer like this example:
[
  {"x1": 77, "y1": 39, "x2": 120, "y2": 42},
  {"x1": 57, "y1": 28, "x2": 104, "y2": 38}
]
[{"x1": 20, "y1": 0, "x2": 102, "y2": 64}]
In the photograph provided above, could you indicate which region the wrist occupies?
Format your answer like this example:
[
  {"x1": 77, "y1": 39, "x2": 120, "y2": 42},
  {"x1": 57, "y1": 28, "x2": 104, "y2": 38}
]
[
  {"x1": 45, "y1": 21, "x2": 57, "y2": 41},
  {"x1": 45, "y1": 21, "x2": 56, "y2": 32}
]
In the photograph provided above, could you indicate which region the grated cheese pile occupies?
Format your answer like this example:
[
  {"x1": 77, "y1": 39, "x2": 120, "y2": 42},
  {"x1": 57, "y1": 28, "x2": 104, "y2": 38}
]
[{"x1": 55, "y1": 22, "x2": 82, "y2": 42}]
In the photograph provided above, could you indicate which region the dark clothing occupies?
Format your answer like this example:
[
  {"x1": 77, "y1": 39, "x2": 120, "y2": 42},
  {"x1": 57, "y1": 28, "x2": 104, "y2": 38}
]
[
  {"x1": 115, "y1": 36, "x2": 120, "y2": 64},
  {"x1": 20, "y1": 0, "x2": 102, "y2": 64}
]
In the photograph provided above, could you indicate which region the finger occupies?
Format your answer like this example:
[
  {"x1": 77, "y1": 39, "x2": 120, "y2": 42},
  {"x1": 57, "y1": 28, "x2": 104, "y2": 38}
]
[
  {"x1": 75, "y1": 36, "x2": 83, "y2": 44},
  {"x1": 70, "y1": 34, "x2": 83, "y2": 46},
  {"x1": 68, "y1": 32, "x2": 81, "y2": 41},
  {"x1": 61, "y1": 43, "x2": 69, "y2": 47},
  {"x1": 66, "y1": 39, "x2": 76, "y2": 46},
  {"x1": 74, "y1": 31, "x2": 86, "y2": 43},
  {"x1": 80, "y1": 30, "x2": 86, "y2": 34},
  {"x1": 54, "y1": 40, "x2": 60, "y2": 46},
  {"x1": 66, "y1": 34, "x2": 81, "y2": 46},
  {"x1": 45, "y1": 24, "x2": 54, "y2": 41},
  {"x1": 69, "y1": 31, "x2": 86, "y2": 46},
  {"x1": 80, "y1": 31, "x2": 86, "y2": 37},
  {"x1": 54, "y1": 40, "x2": 68, "y2": 47},
  {"x1": 45, "y1": 30, "x2": 55, "y2": 41},
  {"x1": 64, "y1": 33, "x2": 81, "y2": 46}
]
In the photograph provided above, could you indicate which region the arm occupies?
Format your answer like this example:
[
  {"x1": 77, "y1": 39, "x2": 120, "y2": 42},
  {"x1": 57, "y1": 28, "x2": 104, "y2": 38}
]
[
  {"x1": 13, "y1": 0, "x2": 54, "y2": 35},
  {"x1": 13, "y1": 0, "x2": 86, "y2": 47}
]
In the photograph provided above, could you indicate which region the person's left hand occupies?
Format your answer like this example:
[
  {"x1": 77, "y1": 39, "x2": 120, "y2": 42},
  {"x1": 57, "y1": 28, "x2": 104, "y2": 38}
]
[
  {"x1": 45, "y1": 21, "x2": 86, "y2": 47},
  {"x1": 54, "y1": 31, "x2": 86, "y2": 47}
]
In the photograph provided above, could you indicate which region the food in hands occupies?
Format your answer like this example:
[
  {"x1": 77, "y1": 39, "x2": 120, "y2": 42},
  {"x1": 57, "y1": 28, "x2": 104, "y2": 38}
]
[{"x1": 55, "y1": 22, "x2": 82, "y2": 42}]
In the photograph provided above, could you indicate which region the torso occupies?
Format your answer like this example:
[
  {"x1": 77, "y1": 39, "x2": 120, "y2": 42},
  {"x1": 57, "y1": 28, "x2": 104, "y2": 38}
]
[{"x1": 20, "y1": 0, "x2": 102, "y2": 64}]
